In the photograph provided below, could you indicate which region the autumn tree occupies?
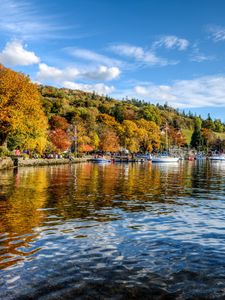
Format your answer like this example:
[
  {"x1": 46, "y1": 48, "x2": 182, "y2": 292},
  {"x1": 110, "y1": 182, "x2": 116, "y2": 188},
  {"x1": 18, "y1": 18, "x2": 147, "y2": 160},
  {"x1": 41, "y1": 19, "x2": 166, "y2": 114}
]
[
  {"x1": 48, "y1": 115, "x2": 71, "y2": 152},
  {"x1": 78, "y1": 135, "x2": 94, "y2": 152},
  {"x1": 0, "y1": 65, "x2": 48, "y2": 152},
  {"x1": 70, "y1": 114, "x2": 99, "y2": 152},
  {"x1": 136, "y1": 119, "x2": 161, "y2": 152},
  {"x1": 168, "y1": 127, "x2": 186, "y2": 147},
  {"x1": 122, "y1": 120, "x2": 140, "y2": 152},
  {"x1": 49, "y1": 129, "x2": 71, "y2": 152},
  {"x1": 49, "y1": 115, "x2": 69, "y2": 131},
  {"x1": 97, "y1": 114, "x2": 122, "y2": 135},
  {"x1": 99, "y1": 128, "x2": 120, "y2": 152},
  {"x1": 201, "y1": 128, "x2": 216, "y2": 150}
]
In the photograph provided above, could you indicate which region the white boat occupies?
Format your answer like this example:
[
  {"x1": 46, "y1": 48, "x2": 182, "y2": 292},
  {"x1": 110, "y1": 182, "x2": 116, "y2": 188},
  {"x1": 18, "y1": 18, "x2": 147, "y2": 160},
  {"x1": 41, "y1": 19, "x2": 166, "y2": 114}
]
[
  {"x1": 209, "y1": 155, "x2": 225, "y2": 161},
  {"x1": 90, "y1": 157, "x2": 111, "y2": 163},
  {"x1": 151, "y1": 122, "x2": 180, "y2": 163},
  {"x1": 151, "y1": 156, "x2": 180, "y2": 163}
]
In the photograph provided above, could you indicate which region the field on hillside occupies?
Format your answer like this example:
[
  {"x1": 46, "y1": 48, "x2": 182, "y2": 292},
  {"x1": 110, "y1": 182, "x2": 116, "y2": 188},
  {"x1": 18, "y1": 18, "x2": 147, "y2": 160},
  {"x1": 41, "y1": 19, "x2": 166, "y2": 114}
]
[
  {"x1": 182, "y1": 130, "x2": 225, "y2": 146},
  {"x1": 215, "y1": 132, "x2": 225, "y2": 139}
]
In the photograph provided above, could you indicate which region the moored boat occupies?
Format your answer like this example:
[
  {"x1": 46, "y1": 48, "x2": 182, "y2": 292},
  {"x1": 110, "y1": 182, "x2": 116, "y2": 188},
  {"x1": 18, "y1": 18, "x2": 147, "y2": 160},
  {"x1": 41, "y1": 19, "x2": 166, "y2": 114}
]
[
  {"x1": 195, "y1": 154, "x2": 206, "y2": 160},
  {"x1": 151, "y1": 122, "x2": 180, "y2": 163},
  {"x1": 209, "y1": 155, "x2": 225, "y2": 161},
  {"x1": 90, "y1": 157, "x2": 111, "y2": 163},
  {"x1": 151, "y1": 156, "x2": 180, "y2": 163}
]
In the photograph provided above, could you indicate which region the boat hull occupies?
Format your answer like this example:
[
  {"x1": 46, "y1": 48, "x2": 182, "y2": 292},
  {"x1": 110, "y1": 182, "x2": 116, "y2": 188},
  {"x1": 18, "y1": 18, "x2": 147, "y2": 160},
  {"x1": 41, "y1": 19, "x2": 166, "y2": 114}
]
[
  {"x1": 209, "y1": 156, "x2": 225, "y2": 161},
  {"x1": 151, "y1": 157, "x2": 180, "y2": 163},
  {"x1": 90, "y1": 158, "x2": 111, "y2": 163}
]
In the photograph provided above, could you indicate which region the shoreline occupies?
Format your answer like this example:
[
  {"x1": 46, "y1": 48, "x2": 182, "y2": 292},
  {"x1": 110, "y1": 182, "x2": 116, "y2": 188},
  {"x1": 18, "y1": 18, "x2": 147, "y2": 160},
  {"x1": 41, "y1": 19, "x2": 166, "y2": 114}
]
[{"x1": 0, "y1": 157, "x2": 89, "y2": 170}]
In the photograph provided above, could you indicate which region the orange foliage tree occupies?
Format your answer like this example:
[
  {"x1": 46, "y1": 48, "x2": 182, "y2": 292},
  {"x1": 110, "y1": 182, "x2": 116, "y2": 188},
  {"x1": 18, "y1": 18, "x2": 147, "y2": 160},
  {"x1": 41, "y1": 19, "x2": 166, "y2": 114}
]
[
  {"x1": 49, "y1": 129, "x2": 71, "y2": 152},
  {"x1": 49, "y1": 115, "x2": 69, "y2": 131},
  {"x1": 201, "y1": 128, "x2": 216, "y2": 148},
  {"x1": 99, "y1": 128, "x2": 120, "y2": 152},
  {"x1": 168, "y1": 127, "x2": 186, "y2": 147}
]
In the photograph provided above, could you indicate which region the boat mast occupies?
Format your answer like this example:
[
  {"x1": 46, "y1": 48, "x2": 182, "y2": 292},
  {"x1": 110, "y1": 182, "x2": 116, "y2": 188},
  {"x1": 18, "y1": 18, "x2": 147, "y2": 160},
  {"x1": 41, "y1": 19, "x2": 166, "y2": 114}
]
[{"x1": 165, "y1": 122, "x2": 168, "y2": 153}]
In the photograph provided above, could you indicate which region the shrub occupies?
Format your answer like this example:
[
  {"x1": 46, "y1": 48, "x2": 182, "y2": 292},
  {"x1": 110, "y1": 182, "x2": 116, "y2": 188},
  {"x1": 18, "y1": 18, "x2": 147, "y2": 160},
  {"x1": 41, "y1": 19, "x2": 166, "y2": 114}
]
[{"x1": 0, "y1": 146, "x2": 10, "y2": 157}]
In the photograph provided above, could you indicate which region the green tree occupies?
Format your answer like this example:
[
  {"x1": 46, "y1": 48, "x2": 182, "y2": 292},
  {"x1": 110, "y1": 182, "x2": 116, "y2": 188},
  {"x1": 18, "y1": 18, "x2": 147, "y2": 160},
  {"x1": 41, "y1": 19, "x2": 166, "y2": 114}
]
[
  {"x1": 110, "y1": 104, "x2": 125, "y2": 122},
  {"x1": 202, "y1": 113, "x2": 215, "y2": 130},
  {"x1": 214, "y1": 119, "x2": 224, "y2": 133},
  {"x1": 139, "y1": 105, "x2": 161, "y2": 124}
]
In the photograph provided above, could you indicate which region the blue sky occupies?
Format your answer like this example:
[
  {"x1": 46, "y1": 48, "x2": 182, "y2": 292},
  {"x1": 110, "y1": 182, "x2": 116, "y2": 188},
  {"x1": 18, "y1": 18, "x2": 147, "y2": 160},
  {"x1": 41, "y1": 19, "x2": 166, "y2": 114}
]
[{"x1": 1, "y1": 0, "x2": 225, "y2": 120}]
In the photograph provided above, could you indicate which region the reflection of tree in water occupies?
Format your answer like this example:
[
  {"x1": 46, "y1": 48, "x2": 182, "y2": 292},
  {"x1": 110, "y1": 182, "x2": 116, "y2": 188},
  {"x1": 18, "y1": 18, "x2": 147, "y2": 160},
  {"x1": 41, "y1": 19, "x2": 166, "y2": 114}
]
[
  {"x1": 0, "y1": 169, "x2": 15, "y2": 200},
  {"x1": 0, "y1": 167, "x2": 49, "y2": 269},
  {"x1": 1, "y1": 161, "x2": 224, "y2": 269},
  {"x1": 1, "y1": 162, "x2": 208, "y2": 235},
  {"x1": 189, "y1": 161, "x2": 225, "y2": 199},
  {"x1": 45, "y1": 162, "x2": 189, "y2": 220}
]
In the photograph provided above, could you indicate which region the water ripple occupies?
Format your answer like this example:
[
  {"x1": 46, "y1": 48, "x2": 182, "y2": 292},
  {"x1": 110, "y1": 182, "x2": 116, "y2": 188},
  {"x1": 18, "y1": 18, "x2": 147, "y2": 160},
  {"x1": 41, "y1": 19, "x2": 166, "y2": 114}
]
[{"x1": 1, "y1": 162, "x2": 225, "y2": 299}]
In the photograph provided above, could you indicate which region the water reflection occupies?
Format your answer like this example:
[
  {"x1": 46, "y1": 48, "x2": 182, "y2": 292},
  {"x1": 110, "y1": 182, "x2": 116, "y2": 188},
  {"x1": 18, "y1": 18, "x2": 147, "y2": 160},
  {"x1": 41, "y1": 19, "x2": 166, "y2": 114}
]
[{"x1": 0, "y1": 162, "x2": 225, "y2": 299}]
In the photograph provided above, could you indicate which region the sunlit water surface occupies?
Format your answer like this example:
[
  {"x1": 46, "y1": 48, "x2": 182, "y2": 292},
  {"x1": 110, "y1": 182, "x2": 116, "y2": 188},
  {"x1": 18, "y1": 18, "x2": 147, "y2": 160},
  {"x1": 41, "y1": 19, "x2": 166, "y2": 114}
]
[{"x1": 1, "y1": 161, "x2": 225, "y2": 299}]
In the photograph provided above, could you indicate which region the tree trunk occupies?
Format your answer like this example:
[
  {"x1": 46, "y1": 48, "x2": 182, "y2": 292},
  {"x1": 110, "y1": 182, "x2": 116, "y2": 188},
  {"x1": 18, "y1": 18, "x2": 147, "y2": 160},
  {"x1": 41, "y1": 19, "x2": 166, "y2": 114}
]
[{"x1": 0, "y1": 132, "x2": 8, "y2": 147}]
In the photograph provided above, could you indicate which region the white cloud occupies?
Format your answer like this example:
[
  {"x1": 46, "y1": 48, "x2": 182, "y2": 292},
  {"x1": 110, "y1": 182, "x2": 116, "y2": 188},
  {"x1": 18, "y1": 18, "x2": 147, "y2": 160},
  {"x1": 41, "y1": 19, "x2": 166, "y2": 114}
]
[
  {"x1": 63, "y1": 81, "x2": 114, "y2": 95},
  {"x1": 37, "y1": 63, "x2": 120, "y2": 83},
  {"x1": 37, "y1": 63, "x2": 117, "y2": 94},
  {"x1": 0, "y1": 0, "x2": 78, "y2": 40},
  {"x1": 134, "y1": 84, "x2": 177, "y2": 103},
  {"x1": 207, "y1": 25, "x2": 225, "y2": 42},
  {"x1": 190, "y1": 44, "x2": 215, "y2": 62},
  {"x1": 133, "y1": 76, "x2": 225, "y2": 108},
  {"x1": 190, "y1": 53, "x2": 214, "y2": 63},
  {"x1": 110, "y1": 44, "x2": 177, "y2": 66},
  {"x1": 153, "y1": 35, "x2": 189, "y2": 50},
  {"x1": 112, "y1": 45, "x2": 143, "y2": 59},
  {"x1": 37, "y1": 63, "x2": 80, "y2": 82},
  {"x1": 68, "y1": 48, "x2": 121, "y2": 66},
  {"x1": 84, "y1": 66, "x2": 120, "y2": 80},
  {"x1": 0, "y1": 40, "x2": 39, "y2": 66}
]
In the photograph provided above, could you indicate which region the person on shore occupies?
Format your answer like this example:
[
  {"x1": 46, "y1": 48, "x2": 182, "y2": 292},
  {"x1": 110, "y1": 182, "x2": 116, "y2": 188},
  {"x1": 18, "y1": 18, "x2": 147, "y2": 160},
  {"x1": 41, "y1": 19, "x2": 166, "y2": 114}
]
[{"x1": 15, "y1": 148, "x2": 21, "y2": 156}]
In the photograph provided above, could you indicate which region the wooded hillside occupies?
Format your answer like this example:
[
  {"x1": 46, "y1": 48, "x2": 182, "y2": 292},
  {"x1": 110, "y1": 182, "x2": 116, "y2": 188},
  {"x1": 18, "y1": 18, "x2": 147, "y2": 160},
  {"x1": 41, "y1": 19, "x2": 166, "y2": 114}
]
[{"x1": 0, "y1": 66, "x2": 225, "y2": 154}]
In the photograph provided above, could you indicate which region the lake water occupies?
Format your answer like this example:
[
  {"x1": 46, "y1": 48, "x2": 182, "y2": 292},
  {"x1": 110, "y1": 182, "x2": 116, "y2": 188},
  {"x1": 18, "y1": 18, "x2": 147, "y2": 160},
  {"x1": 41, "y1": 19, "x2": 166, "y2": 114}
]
[{"x1": 0, "y1": 161, "x2": 225, "y2": 299}]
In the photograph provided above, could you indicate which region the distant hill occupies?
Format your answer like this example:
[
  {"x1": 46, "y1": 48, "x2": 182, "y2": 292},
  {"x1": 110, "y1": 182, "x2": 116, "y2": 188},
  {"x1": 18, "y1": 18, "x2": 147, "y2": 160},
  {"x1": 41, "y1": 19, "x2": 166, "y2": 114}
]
[{"x1": 39, "y1": 85, "x2": 195, "y2": 130}]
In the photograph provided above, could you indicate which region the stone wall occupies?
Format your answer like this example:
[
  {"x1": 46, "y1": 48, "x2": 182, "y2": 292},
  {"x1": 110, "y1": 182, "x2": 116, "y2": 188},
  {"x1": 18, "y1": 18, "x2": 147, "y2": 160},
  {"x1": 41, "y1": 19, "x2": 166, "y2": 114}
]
[
  {"x1": 0, "y1": 157, "x2": 14, "y2": 170},
  {"x1": 17, "y1": 157, "x2": 88, "y2": 167},
  {"x1": 0, "y1": 157, "x2": 88, "y2": 170}
]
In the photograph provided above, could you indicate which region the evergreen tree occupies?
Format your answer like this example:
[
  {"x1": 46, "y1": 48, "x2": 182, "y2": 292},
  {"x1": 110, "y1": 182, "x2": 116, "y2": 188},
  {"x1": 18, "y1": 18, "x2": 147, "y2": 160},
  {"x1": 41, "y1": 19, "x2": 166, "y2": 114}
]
[
  {"x1": 190, "y1": 117, "x2": 203, "y2": 149},
  {"x1": 202, "y1": 113, "x2": 215, "y2": 130}
]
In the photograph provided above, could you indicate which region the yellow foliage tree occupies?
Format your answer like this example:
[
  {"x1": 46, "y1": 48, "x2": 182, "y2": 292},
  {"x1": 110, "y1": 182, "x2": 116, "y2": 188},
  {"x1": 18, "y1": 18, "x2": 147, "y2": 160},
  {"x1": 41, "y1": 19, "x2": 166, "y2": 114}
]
[
  {"x1": 136, "y1": 119, "x2": 161, "y2": 152},
  {"x1": 0, "y1": 65, "x2": 48, "y2": 152},
  {"x1": 122, "y1": 120, "x2": 140, "y2": 152}
]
